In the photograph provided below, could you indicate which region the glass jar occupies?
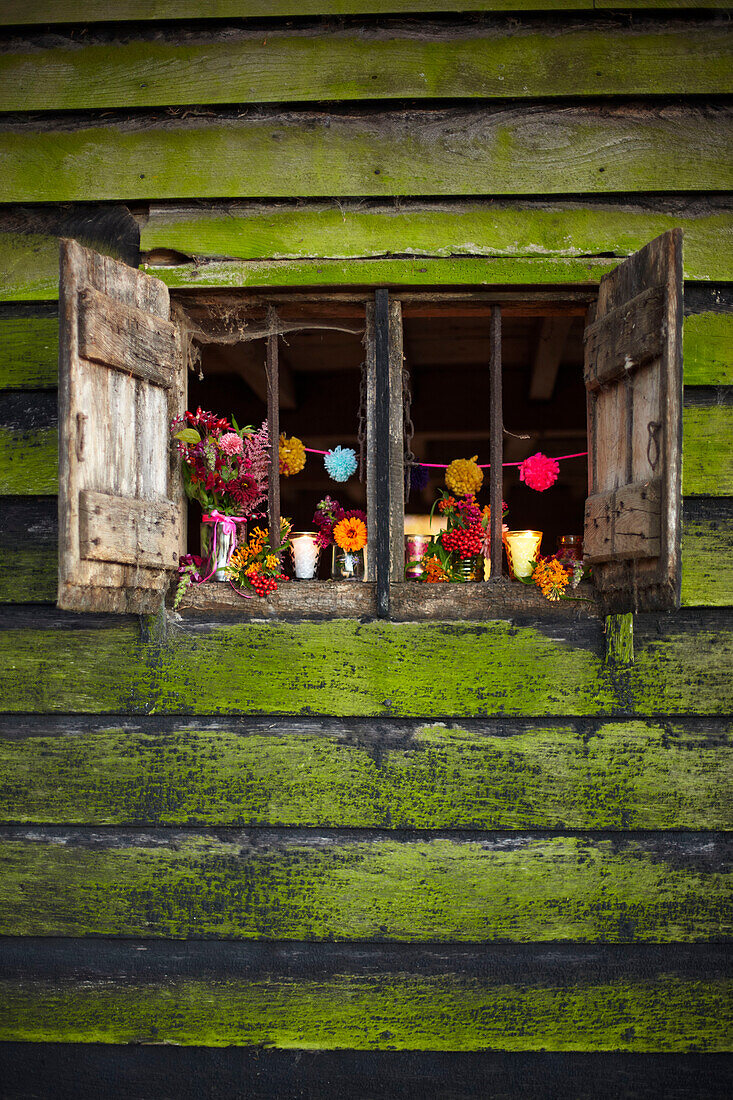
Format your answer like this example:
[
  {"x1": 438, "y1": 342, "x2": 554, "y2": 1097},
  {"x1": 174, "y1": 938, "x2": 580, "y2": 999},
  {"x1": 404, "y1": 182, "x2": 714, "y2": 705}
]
[
  {"x1": 453, "y1": 554, "x2": 483, "y2": 582},
  {"x1": 405, "y1": 534, "x2": 432, "y2": 580},
  {"x1": 556, "y1": 534, "x2": 583, "y2": 567},
  {"x1": 504, "y1": 530, "x2": 542, "y2": 581},
  {"x1": 331, "y1": 546, "x2": 365, "y2": 581},
  {"x1": 289, "y1": 531, "x2": 321, "y2": 580}
]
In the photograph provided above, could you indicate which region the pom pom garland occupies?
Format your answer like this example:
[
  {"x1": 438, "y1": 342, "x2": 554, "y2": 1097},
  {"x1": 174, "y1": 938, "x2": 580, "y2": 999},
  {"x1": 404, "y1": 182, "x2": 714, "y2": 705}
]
[
  {"x1": 519, "y1": 452, "x2": 560, "y2": 492},
  {"x1": 324, "y1": 445, "x2": 358, "y2": 483},
  {"x1": 278, "y1": 433, "x2": 306, "y2": 476},
  {"x1": 410, "y1": 464, "x2": 430, "y2": 492},
  {"x1": 445, "y1": 456, "x2": 483, "y2": 497}
]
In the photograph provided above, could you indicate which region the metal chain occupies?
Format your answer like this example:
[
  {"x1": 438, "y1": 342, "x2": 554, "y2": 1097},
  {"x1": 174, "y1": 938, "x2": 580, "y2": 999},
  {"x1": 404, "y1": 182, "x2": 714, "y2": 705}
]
[{"x1": 402, "y1": 358, "x2": 416, "y2": 501}]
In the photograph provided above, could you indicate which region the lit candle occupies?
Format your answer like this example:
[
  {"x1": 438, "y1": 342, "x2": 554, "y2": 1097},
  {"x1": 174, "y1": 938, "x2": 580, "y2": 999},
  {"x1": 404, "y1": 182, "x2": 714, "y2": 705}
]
[
  {"x1": 504, "y1": 530, "x2": 543, "y2": 580},
  {"x1": 289, "y1": 532, "x2": 320, "y2": 580}
]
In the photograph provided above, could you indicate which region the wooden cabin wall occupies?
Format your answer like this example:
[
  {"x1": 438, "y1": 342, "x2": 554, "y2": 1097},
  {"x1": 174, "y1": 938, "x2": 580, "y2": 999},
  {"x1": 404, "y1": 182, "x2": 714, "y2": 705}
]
[{"x1": 0, "y1": 4, "x2": 731, "y2": 1096}]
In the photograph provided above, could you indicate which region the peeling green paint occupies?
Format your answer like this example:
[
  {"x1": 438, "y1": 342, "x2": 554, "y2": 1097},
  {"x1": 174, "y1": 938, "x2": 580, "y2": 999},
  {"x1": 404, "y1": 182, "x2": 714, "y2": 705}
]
[
  {"x1": 0, "y1": 425, "x2": 57, "y2": 495},
  {"x1": 683, "y1": 313, "x2": 733, "y2": 386},
  {"x1": 0, "y1": 720, "x2": 730, "y2": 829},
  {"x1": 2, "y1": 108, "x2": 731, "y2": 204},
  {"x1": 683, "y1": 405, "x2": 733, "y2": 496},
  {"x1": 681, "y1": 513, "x2": 733, "y2": 606},
  {"x1": 0, "y1": 618, "x2": 731, "y2": 716},
  {"x1": 0, "y1": 316, "x2": 58, "y2": 388},
  {"x1": 0, "y1": 832, "x2": 729, "y2": 941},
  {"x1": 0, "y1": 972, "x2": 728, "y2": 1051}
]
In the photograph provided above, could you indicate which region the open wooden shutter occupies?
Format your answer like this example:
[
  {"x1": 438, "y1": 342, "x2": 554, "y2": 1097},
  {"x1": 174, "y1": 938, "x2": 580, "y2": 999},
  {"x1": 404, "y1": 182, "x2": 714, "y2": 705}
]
[
  {"x1": 58, "y1": 239, "x2": 185, "y2": 613},
  {"x1": 584, "y1": 229, "x2": 683, "y2": 612}
]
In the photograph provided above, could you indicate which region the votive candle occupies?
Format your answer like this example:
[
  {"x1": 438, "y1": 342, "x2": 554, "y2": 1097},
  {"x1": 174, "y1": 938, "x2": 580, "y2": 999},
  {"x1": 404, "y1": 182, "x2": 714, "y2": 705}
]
[
  {"x1": 290, "y1": 532, "x2": 320, "y2": 580},
  {"x1": 504, "y1": 530, "x2": 542, "y2": 580}
]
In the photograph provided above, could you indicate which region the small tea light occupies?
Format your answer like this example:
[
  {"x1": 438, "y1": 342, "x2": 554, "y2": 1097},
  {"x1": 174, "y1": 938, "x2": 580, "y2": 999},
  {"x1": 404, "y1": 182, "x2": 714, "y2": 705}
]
[
  {"x1": 504, "y1": 530, "x2": 543, "y2": 580},
  {"x1": 289, "y1": 531, "x2": 321, "y2": 580},
  {"x1": 405, "y1": 533, "x2": 432, "y2": 580}
]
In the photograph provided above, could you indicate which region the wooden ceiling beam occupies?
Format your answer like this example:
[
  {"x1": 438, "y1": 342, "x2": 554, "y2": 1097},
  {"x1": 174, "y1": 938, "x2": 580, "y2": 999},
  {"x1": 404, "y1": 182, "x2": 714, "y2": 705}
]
[{"x1": 529, "y1": 316, "x2": 575, "y2": 401}]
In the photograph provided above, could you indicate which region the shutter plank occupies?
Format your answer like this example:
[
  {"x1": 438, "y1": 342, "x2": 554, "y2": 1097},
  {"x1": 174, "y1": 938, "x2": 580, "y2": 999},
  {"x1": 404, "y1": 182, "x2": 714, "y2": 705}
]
[
  {"x1": 78, "y1": 286, "x2": 177, "y2": 387},
  {"x1": 584, "y1": 285, "x2": 666, "y2": 389},
  {"x1": 79, "y1": 490, "x2": 180, "y2": 570}
]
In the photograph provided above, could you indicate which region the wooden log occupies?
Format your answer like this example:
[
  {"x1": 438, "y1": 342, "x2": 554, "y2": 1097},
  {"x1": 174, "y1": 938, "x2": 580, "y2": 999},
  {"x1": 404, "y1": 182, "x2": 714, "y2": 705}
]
[
  {"x1": 0, "y1": 940, "x2": 729, "y2": 1054},
  {"x1": 0, "y1": 607, "x2": 731, "y2": 715},
  {"x1": 0, "y1": 715, "x2": 729, "y2": 830},
  {"x1": 0, "y1": 827, "x2": 730, "y2": 941},
  {"x1": 2, "y1": 105, "x2": 731, "y2": 203},
  {"x1": 1, "y1": 22, "x2": 730, "y2": 111}
]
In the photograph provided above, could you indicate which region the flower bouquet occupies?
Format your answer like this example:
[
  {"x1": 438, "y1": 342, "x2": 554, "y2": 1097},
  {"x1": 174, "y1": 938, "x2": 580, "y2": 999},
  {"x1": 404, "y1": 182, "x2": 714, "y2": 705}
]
[
  {"x1": 413, "y1": 491, "x2": 507, "y2": 582},
  {"x1": 225, "y1": 519, "x2": 292, "y2": 597},
  {"x1": 313, "y1": 496, "x2": 368, "y2": 580},
  {"x1": 171, "y1": 408, "x2": 270, "y2": 580}
]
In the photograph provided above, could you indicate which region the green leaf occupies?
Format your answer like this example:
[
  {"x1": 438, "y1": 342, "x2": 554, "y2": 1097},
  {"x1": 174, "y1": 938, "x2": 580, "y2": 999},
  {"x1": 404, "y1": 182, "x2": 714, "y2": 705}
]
[{"x1": 174, "y1": 428, "x2": 201, "y2": 445}]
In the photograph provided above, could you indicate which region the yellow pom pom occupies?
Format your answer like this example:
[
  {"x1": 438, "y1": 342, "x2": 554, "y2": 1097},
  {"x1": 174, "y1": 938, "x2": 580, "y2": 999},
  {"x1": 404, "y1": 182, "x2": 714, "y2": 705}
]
[
  {"x1": 279, "y1": 433, "x2": 306, "y2": 476},
  {"x1": 445, "y1": 455, "x2": 483, "y2": 496}
]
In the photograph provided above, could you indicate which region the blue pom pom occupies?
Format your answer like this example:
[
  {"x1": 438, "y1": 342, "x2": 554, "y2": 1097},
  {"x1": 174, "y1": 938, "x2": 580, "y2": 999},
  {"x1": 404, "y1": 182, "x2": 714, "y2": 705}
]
[{"x1": 324, "y1": 446, "x2": 358, "y2": 483}]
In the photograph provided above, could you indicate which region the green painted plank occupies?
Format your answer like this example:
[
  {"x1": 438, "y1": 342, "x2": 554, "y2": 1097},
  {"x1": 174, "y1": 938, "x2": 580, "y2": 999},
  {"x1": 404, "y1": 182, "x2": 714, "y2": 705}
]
[
  {"x1": 681, "y1": 505, "x2": 733, "y2": 606},
  {"x1": 1, "y1": 969, "x2": 728, "y2": 1052},
  {"x1": 140, "y1": 199, "x2": 733, "y2": 282},
  {"x1": 149, "y1": 255, "x2": 619, "y2": 290},
  {"x1": 0, "y1": 3, "x2": 600, "y2": 29},
  {"x1": 2, "y1": 25, "x2": 730, "y2": 112},
  {"x1": 0, "y1": 425, "x2": 57, "y2": 495},
  {"x1": 2, "y1": 106, "x2": 731, "y2": 203},
  {"x1": 0, "y1": 545, "x2": 57, "y2": 604},
  {"x1": 683, "y1": 312, "x2": 733, "y2": 386},
  {"x1": 0, "y1": 234, "x2": 60, "y2": 302},
  {"x1": 683, "y1": 405, "x2": 733, "y2": 495},
  {"x1": 4, "y1": 2, "x2": 731, "y2": 26},
  {"x1": 1, "y1": 718, "x2": 730, "y2": 829},
  {"x1": 0, "y1": 616, "x2": 731, "y2": 715},
  {"x1": 0, "y1": 830, "x2": 729, "y2": 941},
  {"x1": 0, "y1": 317, "x2": 58, "y2": 389}
]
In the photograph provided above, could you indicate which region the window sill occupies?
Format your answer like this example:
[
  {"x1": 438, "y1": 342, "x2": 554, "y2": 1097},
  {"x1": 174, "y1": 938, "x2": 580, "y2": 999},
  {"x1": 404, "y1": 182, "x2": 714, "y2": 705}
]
[{"x1": 173, "y1": 580, "x2": 599, "y2": 620}]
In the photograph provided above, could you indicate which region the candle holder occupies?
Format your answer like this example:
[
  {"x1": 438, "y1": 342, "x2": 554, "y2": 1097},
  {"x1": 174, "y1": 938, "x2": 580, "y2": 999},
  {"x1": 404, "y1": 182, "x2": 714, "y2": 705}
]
[
  {"x1": 504, "y1": 530, "x2": 542, "y2": 581},
  {"x1": 288, "y1": 531, "x2": 321, "y2": 580},
  {"x1": 404, "y1": 534, "x2": 432, "y2": 580}
]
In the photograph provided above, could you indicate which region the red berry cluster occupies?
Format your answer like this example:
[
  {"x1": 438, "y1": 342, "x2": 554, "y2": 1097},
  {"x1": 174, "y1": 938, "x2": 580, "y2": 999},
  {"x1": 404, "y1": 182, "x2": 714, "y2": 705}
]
[
  {"x1": 249, "y1": 573, "x2": 289, "y2": 598},
  {"x1": 440, "y1": 524, "x2": 483, "y2": 559}
]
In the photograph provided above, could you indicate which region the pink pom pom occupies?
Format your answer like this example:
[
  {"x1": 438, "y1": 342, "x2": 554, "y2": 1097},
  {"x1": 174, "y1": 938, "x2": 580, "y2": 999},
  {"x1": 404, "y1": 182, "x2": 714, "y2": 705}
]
[
  {"x1": 519, "y1": 452, "x2": 559, "y2": 492},
  {"x1": 219, "y1": 432, "x2": 244, "y2": 456}
]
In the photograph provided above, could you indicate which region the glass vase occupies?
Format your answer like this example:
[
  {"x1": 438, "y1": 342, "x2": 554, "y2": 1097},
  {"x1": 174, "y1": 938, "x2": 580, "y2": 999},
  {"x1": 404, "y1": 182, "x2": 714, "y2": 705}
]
[
  {"x1": 453, "y1": 554, "x2": 483, "y2": 582},
  {"x1": 331, "y1": 546, "x2": 365, "y2": 581},
  {"x1": 200, "y1": 519, "x2": 245, "y2": 582},
  {"x1": 504, "y1": 530, "x2": 542, "y2": 581}
]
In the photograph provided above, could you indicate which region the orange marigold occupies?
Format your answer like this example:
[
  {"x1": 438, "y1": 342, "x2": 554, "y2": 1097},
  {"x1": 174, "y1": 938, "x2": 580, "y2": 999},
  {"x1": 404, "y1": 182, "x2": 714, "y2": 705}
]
[
  {"x1": 333, "y1": 516, "x2": 367, "y2": 553},
  {"x1": 532, "y1": 557, "x2": 570, "y2": 601},
  {"x1": 422, "y1": 555, "x2": 449, "y2": 583}
]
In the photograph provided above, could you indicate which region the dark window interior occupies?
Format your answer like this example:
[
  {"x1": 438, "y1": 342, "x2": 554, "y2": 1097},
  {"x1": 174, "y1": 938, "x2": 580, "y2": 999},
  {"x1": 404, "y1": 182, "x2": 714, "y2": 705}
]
[{"x1": 180, "y1": 293, "x2": 588, "y2": 571}]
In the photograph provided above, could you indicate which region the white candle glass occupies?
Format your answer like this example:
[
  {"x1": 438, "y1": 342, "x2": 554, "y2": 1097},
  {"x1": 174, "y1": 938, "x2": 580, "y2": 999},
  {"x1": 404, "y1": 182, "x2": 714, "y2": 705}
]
[
  {"x1": 504, "y1": 530, "x2": 543, "y2": 580},
  {"x1": 289, "y1": 532, "x2": 321, "y2": 580}
]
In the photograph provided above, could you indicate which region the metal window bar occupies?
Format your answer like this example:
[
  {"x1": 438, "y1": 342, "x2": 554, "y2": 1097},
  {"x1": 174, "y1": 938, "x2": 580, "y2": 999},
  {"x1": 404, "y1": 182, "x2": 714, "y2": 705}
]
[
  {"x1": 265, "y1": 314, "x2": 281, "y2": 548},
  {"x1": 374, "y1": 289, "x2": 391, "y2": 618},
  {"x1": 489, "y1": 305, "x2": 503, "y2": 581}
]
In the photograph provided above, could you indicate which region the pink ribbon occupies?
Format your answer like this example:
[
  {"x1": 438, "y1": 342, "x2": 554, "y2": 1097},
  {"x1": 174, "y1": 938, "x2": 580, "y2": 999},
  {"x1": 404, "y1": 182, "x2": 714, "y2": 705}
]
[{"x1": 199, "y1": 511, "x2": 245, "y2": 584}]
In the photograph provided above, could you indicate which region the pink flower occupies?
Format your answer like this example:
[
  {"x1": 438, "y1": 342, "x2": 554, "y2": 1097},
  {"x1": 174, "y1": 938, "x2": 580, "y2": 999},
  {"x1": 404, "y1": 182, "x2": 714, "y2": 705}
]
[
  {"x1": 219, "y1": 432, "x2": 244, "y2": 456},
  {"x1": 519, "y1": 452, "x2": 560, "y2": 492}
]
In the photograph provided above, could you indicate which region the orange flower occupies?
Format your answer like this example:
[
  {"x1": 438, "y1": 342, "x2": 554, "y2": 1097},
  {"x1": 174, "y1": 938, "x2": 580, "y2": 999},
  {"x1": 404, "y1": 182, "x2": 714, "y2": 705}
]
[
  {"x1": 532, "y1": 558, "x2": 570, "y2": 601},
  {"x1": 422, "y1": 555, "x2": 449, "y2": 583},
  {"x1": 438, "y1": 496, "x2": 456, "y2": 513},
  {"x1": 333, "y1": 516, "x2": 367, "y2": 552}
]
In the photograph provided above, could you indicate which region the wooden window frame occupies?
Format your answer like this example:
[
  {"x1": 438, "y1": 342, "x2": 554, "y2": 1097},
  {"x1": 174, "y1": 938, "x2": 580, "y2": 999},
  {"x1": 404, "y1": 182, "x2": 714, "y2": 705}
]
[{"x1": 174, "y1": 285, "x2": 601, "y2": 621}]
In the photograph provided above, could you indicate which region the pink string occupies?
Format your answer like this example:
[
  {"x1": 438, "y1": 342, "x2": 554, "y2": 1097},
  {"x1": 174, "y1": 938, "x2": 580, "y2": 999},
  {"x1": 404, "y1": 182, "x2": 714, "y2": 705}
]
[{"x1": 415, "y1": 451, "x2": 588, "y2": 469}]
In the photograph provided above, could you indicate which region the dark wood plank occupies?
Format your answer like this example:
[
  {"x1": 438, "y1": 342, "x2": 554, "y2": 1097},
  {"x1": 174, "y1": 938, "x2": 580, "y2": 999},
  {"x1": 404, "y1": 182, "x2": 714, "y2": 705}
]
[
  {"x1": 489, "y1": 305, "x2": 503, "y2": 580},
  {"x1": 374, "y1": 289, "x2": 390, "y2": 618}
]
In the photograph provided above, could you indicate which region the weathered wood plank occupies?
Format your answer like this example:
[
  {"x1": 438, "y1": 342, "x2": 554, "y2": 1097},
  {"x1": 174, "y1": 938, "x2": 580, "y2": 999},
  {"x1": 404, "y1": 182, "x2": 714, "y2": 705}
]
[
  {"x1": 5, "y1": 2, "x2": 732, "y2": 25},
  {"x1": 683, "y1": 401, "x2": 733, "y2": 496},
  {"x1": 140, "y1": 199, "x2": 733, "y2": 282},
  {"x1": 2, "y1": 106, "x2": 731, "y2": 203},
  {"x1": 0, "y1": 716, "x2": 729, "y2": 829},
  {"x1": 0, "y1": 940, "x2": 730, "y2": 1054},
  {"x1": 0, "y1": 609, "x2": 731, "y2": 715},
  {"x1": 0, "y1": 316, "x2": 58, "y2": 388},
  {"x1": 681, "y1": 498, "x2": 733, "y2": 606},
  {"x1": 3, "y1": 1045, "x2": 733, "y2": 1100},
  {"x1": 683, "y1": 311, "x2": 733, "y2": 386},
  {"x1": 2, "y1": 23, "x2": 730, "y2": 112},
  {"x1": 0, "y1": 828, "x2": 729, "y2": 941},
  {"x1": 0, "y1": 496, "x2": 57, "y2": 604},
  {"x1": 1, "y1": 940, "x2": 730, "y2": 1055}
]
